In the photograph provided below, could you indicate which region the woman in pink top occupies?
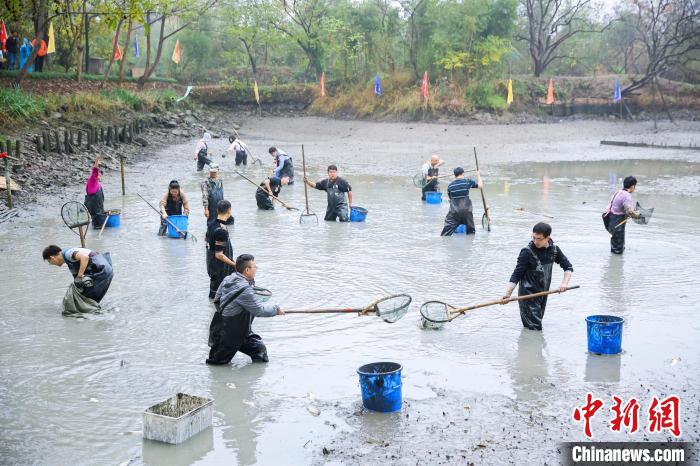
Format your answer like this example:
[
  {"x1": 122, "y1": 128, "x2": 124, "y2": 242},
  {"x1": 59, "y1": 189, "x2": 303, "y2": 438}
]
[
  {"x1": 84, "y1": 155, "x2": 106, "y2": 228},
  {"x1": 604, "y1": 176, "x2": 640, "y2": 254}
]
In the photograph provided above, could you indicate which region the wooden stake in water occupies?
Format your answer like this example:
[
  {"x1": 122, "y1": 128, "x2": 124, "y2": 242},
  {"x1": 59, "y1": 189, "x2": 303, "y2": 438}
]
[
  {"x1": 3, "y1": 142, "x2": 13, "y2": 209},
  {"x1": 120, "y1": 155, "x2": 126, "y2": 195}
]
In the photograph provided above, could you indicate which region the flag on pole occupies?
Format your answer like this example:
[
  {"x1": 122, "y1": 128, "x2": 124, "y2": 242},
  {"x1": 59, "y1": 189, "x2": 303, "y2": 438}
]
[
  {"x1": 374, "y1": 73, "x2": 381, "y2": 96},
  {"x1": 172, "y1": 39, "x2": 181, "y2": 64},
  {"x1": 1, "y1": 21, "x2": 8, "y2": 52},
  {"x1": 112, "y1": 33, "x2": 122, "y2": 60},
  {"x1": 545, "y1": 78, "x2": 554, "y2": 105},
  {"x1": 506, "y1": 79, "x2": 513, "y2": 105},
  {"x1": 175, "y1": 85, "x2": 193, "y2": 102},
  {"x1": 421, "y1": 71, "x2": 429, "y2": 100},
  {"x1": 46, "y1": 22, "x2": 56, "y2": 54},
  {"x1": 320, "y1": 72, "x2": 325, "y2": 97},
  {"x1": 253, "y1": 80, "x2": 260, "y2": 105},
  {"x1": 133, "y1": 37, "x2": 139, "y2": 58},
  {"x1": 613, "y1": 79, "x2": 621, "y2": 102}
]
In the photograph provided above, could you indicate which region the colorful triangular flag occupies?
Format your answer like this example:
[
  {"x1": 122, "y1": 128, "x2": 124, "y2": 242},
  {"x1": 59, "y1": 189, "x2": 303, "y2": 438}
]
[
  {"x1": 613, "y1": 79, "x2": 621, "y2": 102},
  {"x1": 46, "y1": 22, "x2": 56, "y2": 54},
  {"x1": 506, "y1": 79, "x2": 513, "y2": 105},
  {"x1": 171, "y1": 39, "x2": 181, "y2": 64},
  {"x1": 1, "y1": 21, "x2": 7, "y2": 53},
  {"x1": 112, "y1": 33, "x2": 121, "y2": 60},
  {"x1": 374, "y1": 73, "x2": 381, "y2": 96},
  {"x1": 133, "y1": 37, "x2": 139, "y2": 58},
  {"x1": 253, "y1": 80, "x2": 260, "y2": 105},
  {"x1": 421, "y1": 71, "x2": 429, "y2": 100},
  {"x1": 545, "y1": 78, "x2": 554, "y2": 105},
  {"x1": 320, "y1": 72, "x2": 325, "y2": 97}
]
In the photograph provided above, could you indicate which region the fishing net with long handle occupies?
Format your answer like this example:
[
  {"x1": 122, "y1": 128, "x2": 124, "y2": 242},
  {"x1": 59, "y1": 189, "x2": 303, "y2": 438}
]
[
  {"x1": 253, "y1": 286, "x2": 272, "y2": 303},
  {"x1": 61, "y1": 201, "x2": 91, "y2": 236},
  {"x1": 285, "y1": 294, "x2": 413, "y2": 323},
  {"x1": 412, "y1": 172, "x2": 452, "y2": 188},
  {"x1": 300, "y1": 144, "x2": 319, "y2": 224},
  {"x1": 235, "y1": 171, "x2": 299, "y2": 211},
  {"x1": 473, "y1": 147, "x2": 491, "y2": 231},
  {"x1": 420, "y1": 286, "x2": 580, "y2": 329},
  {"x1": 633, "y1": 202, "x2": 654, "y2": 225}
]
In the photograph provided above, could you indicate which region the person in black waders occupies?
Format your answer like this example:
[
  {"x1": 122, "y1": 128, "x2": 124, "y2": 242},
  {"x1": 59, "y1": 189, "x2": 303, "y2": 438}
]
[
  {"x1": 421, "y1": 154, "x2": 444, "y2": 201},
  {"x1": 603, "y1": 176, "x2": 641, "y2": 254},
  {"x1": 42, "y1": 245, "x2": 114, "y2": 303},
  {"x1": 226, "y1": 136, "x2": 248, "y2": 166},
  {"x1": 206, "y1": 254, "x2": 285, "y2": 365},
  {"x1": 84, "y1": 155, "x2": 107, "y2": 229},
  {"x1": 269, "y1": 147, "x2": 295, "y2": 184},
  {"x1": 206, "y1": 200, "x2": 236, "y2": 299},
  {"x1": 194, "y1": 132, "x2": 213, "y2": 171},
  {"x1": 304, "y1": 165, "x2": 353, "y2": 222},
  {"x1": 158, "y1": 180, "x2": 190, "y2": 235},
  {"x1": 501, "y1": 222, "x2": 574, "y2": 330},
  {"x1": 440, "y1": 166, "x2": 483, "y2": 236},
  {"x1": 255, "y1": 176, "x2": 285, "y2": 210},
  {"x1": 201, "y1": 164, "x2": 224, "y2": 219}
]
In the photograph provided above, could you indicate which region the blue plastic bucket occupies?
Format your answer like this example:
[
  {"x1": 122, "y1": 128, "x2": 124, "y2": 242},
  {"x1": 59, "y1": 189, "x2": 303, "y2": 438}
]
[
  {"x1": 425, "y1": 192, "x2": 442, "y2": 204},
  {"x1": 586, "y1": 315, "x2": 624, "y2": 355},
  {"x1": 350, "y1": 206, "x2": 368, "y2": 222},
  {"x1": 357, "y1": 362, "x2": 402, "y2": 412},
  {"x1": 167, "y1": 215, "x2": 189, "y2": 238},
  {"x1": 105, "y1": 210, "x2": 121, "y2": 228},
  {"x1": 455, "y1": 224, "x2": 466, "y2": 234}
]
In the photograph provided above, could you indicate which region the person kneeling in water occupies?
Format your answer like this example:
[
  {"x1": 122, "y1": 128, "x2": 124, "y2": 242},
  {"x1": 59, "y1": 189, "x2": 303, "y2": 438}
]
[
  {"x1": 255, "y1": 176, "x2": 287, "y2": 210},
  {"x1": 207, "y1": 254, "x2": 284, "y2": 365},
  {"x1": 43, "y1": 245, "x2": 114, "y2": 315}
]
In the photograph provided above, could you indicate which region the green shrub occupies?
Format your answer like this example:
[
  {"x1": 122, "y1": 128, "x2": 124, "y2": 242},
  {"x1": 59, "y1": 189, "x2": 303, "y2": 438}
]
[
  {"x1": 0, "y1": 88, "x2": 45, "y2": 121},
  {"x1": 467, "y1": 82, "x2": 507, "y2": 111}
]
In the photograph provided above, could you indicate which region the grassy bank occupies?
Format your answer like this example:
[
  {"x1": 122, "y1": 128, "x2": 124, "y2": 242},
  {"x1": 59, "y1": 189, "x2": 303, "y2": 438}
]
[
  {"x1": 0, "y1": 87, "x2": 182, "y2": 129},
  {"x1": 0, "y1": 69, "x2": 177, "y2": 84}
]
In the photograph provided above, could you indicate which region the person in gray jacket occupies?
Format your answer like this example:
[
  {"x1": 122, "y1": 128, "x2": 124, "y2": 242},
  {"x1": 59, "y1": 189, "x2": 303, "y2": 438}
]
[{"x1": 206, "y1": 254, "x2": 284, "y2": 365}]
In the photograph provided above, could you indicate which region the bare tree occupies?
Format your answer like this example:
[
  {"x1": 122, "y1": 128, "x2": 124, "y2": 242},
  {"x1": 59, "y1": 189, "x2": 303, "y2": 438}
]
[
  {"x1": 622, "y1": 0, "x2": 700, "y2": 94},
  {"x1": 518, "y1": 0, "x2": 611, "y2": 76}
]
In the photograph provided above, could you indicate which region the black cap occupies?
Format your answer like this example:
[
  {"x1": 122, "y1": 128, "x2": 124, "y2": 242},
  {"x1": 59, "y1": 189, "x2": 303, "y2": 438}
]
[
  {"x1": 169, "y1": 179, "x2": 179, "y2": 188},
  {"x1": 453, "y1": 167, "x2": 465, "y2": 176}
]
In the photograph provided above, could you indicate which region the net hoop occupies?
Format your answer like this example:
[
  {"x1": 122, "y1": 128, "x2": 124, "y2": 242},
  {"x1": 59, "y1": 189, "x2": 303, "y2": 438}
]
[{"x1": 61, "y1": 201, "x2": 91, "y2": 229}]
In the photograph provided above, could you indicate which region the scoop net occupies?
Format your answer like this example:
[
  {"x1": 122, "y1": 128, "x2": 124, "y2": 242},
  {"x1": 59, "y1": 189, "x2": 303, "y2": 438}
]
[
  {"x1": 634, "y1": 202, "x2": 654, "y2": 225},
  {"x1": 419, "y1": 301, "x2": 455, "y2": 329},
  {"x1": 412, "y1": 172, "x2": 428, "y2": 188},
  {"x1": 253, "y1": 286, "x2": 272, "y2": 302},
  {"x1": 366, "y1": 294, "x2": 412, "y2": 323},
  {"x1": 61, "y1": 201, "x2": 91, "y2": 229}
]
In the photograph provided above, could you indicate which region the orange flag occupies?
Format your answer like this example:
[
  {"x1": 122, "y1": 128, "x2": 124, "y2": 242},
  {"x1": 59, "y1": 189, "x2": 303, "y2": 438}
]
[
  {"x1": 172, "y1": 39, "x2": 181, "y2": 64},
  {"x1": 320, "y1": 72, "x2": 325, "y2": 97},
  {"x1": 421, "y1": 71, "x2": 429, "y2": 100},
  {"x1": 545, "y1": 79, "x2": 554, "y2": 104},
  {"x1": 112, "y1": 33, "x2": 122, "y2": 60}
]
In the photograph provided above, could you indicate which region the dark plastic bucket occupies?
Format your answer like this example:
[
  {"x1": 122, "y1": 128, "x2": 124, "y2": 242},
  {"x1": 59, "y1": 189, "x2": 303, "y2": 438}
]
[
  {"x1": 586, "y1": 315, "x2": 624, "y2": 355},
  {"x1": 105, "y1": 210, "x2": 121, "y2": 228},
  {"x1": 167, "y1": 215, "x2": 189, "y2": 238},
  {"x1": 349, "y1": 206, "x2": 368, "y2": 222},
  {"x1": 425, "y1": 192, "x2": 442, "y2": 204},
  {"x1": 455, "y1": 224, "x2": 466, "y2": 234},
  {"x1": 357, "y1": 362, "x2": 402, "y2": 412}
]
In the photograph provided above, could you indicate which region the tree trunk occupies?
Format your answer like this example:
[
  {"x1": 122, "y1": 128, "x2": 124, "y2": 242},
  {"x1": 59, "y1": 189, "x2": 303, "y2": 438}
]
[
  {"x1": 101, "y1": 18, "x2": 125, "y2": 89},
  {"x1": 241, "y1": 39, "x2": 257, "y2": 76},
  {"x1": 138, "y1": 17, "x2": 166, "y2": 89},
  {"x1": 118, "y1": 18, "x2": 133, "y2": 84}
]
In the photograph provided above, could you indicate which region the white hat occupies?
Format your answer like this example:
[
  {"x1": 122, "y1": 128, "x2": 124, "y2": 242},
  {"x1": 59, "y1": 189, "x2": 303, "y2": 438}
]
[{"x1": 209, "y1": 163, "x2": 219, "y2": 173}]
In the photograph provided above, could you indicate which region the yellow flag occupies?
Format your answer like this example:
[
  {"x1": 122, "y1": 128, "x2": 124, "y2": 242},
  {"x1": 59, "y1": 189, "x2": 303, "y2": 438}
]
[
  {"x1": 506, "y1": 79, "x2": 513, "y2": 105},
  {"x1": 171, "y1": 39, "x2": 181, "y2": 64},
  {"x1": 253, "y1": 80, "x2": 260, "y2": 105},
  {"x1": 46, "y1": 22, "x2": 56, "y2": 54}
]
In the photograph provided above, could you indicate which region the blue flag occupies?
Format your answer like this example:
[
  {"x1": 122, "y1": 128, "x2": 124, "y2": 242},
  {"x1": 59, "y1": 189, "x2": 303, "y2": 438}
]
[
  {"x1": 374, "y1": 73, "x2": 381, "y2": 96},
  {"x1": 613, "y1": 79, "x2": 621, "y2": 102},
  {"x1": 133, "y1": 37, "x2": 139, "y2": 58}
]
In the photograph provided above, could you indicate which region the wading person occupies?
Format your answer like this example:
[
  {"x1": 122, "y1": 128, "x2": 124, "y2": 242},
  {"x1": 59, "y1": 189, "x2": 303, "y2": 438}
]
[
  {"x1": 207, "y1": 254, "x2": 284, "y2": 365},
  {"x1": 270, "y1": 147, "x2": 294, "y2": 184},
  {"x1": 201, "y1": 164, "x2": 224, "y2": 219},
  {"x1": 227, "y1": 136, "x2": 248, "y2": 166},
  {"x1": 603, "y1": 176, "x2": 641, "y2": 255},
  {"x1": 255, "y1": 176, "x2": 284, "y2": 210},
  {"x1": 158, "y1": 180, "x2": 190, "y2": 235},
  {"x1": 194, "y1": 132, "x2": 213, "y2": 171},
  {"x1": 501, "y1": 222, "x2": 573, "y2": 331},
  {"x1": 84, "y1": 155, "x2": 106, "y2": 229},
  {"x1": 421, "y1": 154, "x2": 444, "y2": 201},
  {"x1": 42, "y1": 244, "x2": 114, "y2": 314},
  {"x1": 304, "y1": 165, "x2": 353, "y2": 222},
  {"x1": 440, "y1": 167, "x2": 482, "y2": 236},
  {"x1": 206, "y1": 200, "x2": 236, "y2": 299}
]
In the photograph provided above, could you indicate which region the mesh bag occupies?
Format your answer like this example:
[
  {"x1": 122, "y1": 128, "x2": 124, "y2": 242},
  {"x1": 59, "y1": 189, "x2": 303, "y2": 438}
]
[
  {"x1": 61, "y1": 202, "x2": 91, "y2": 229},
  {"x1": 371, "y1": 294, "x2": 412, "y2": 323},
  {"x1": 633, "y1": 202, "x2": 654, "y2": 225}
]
